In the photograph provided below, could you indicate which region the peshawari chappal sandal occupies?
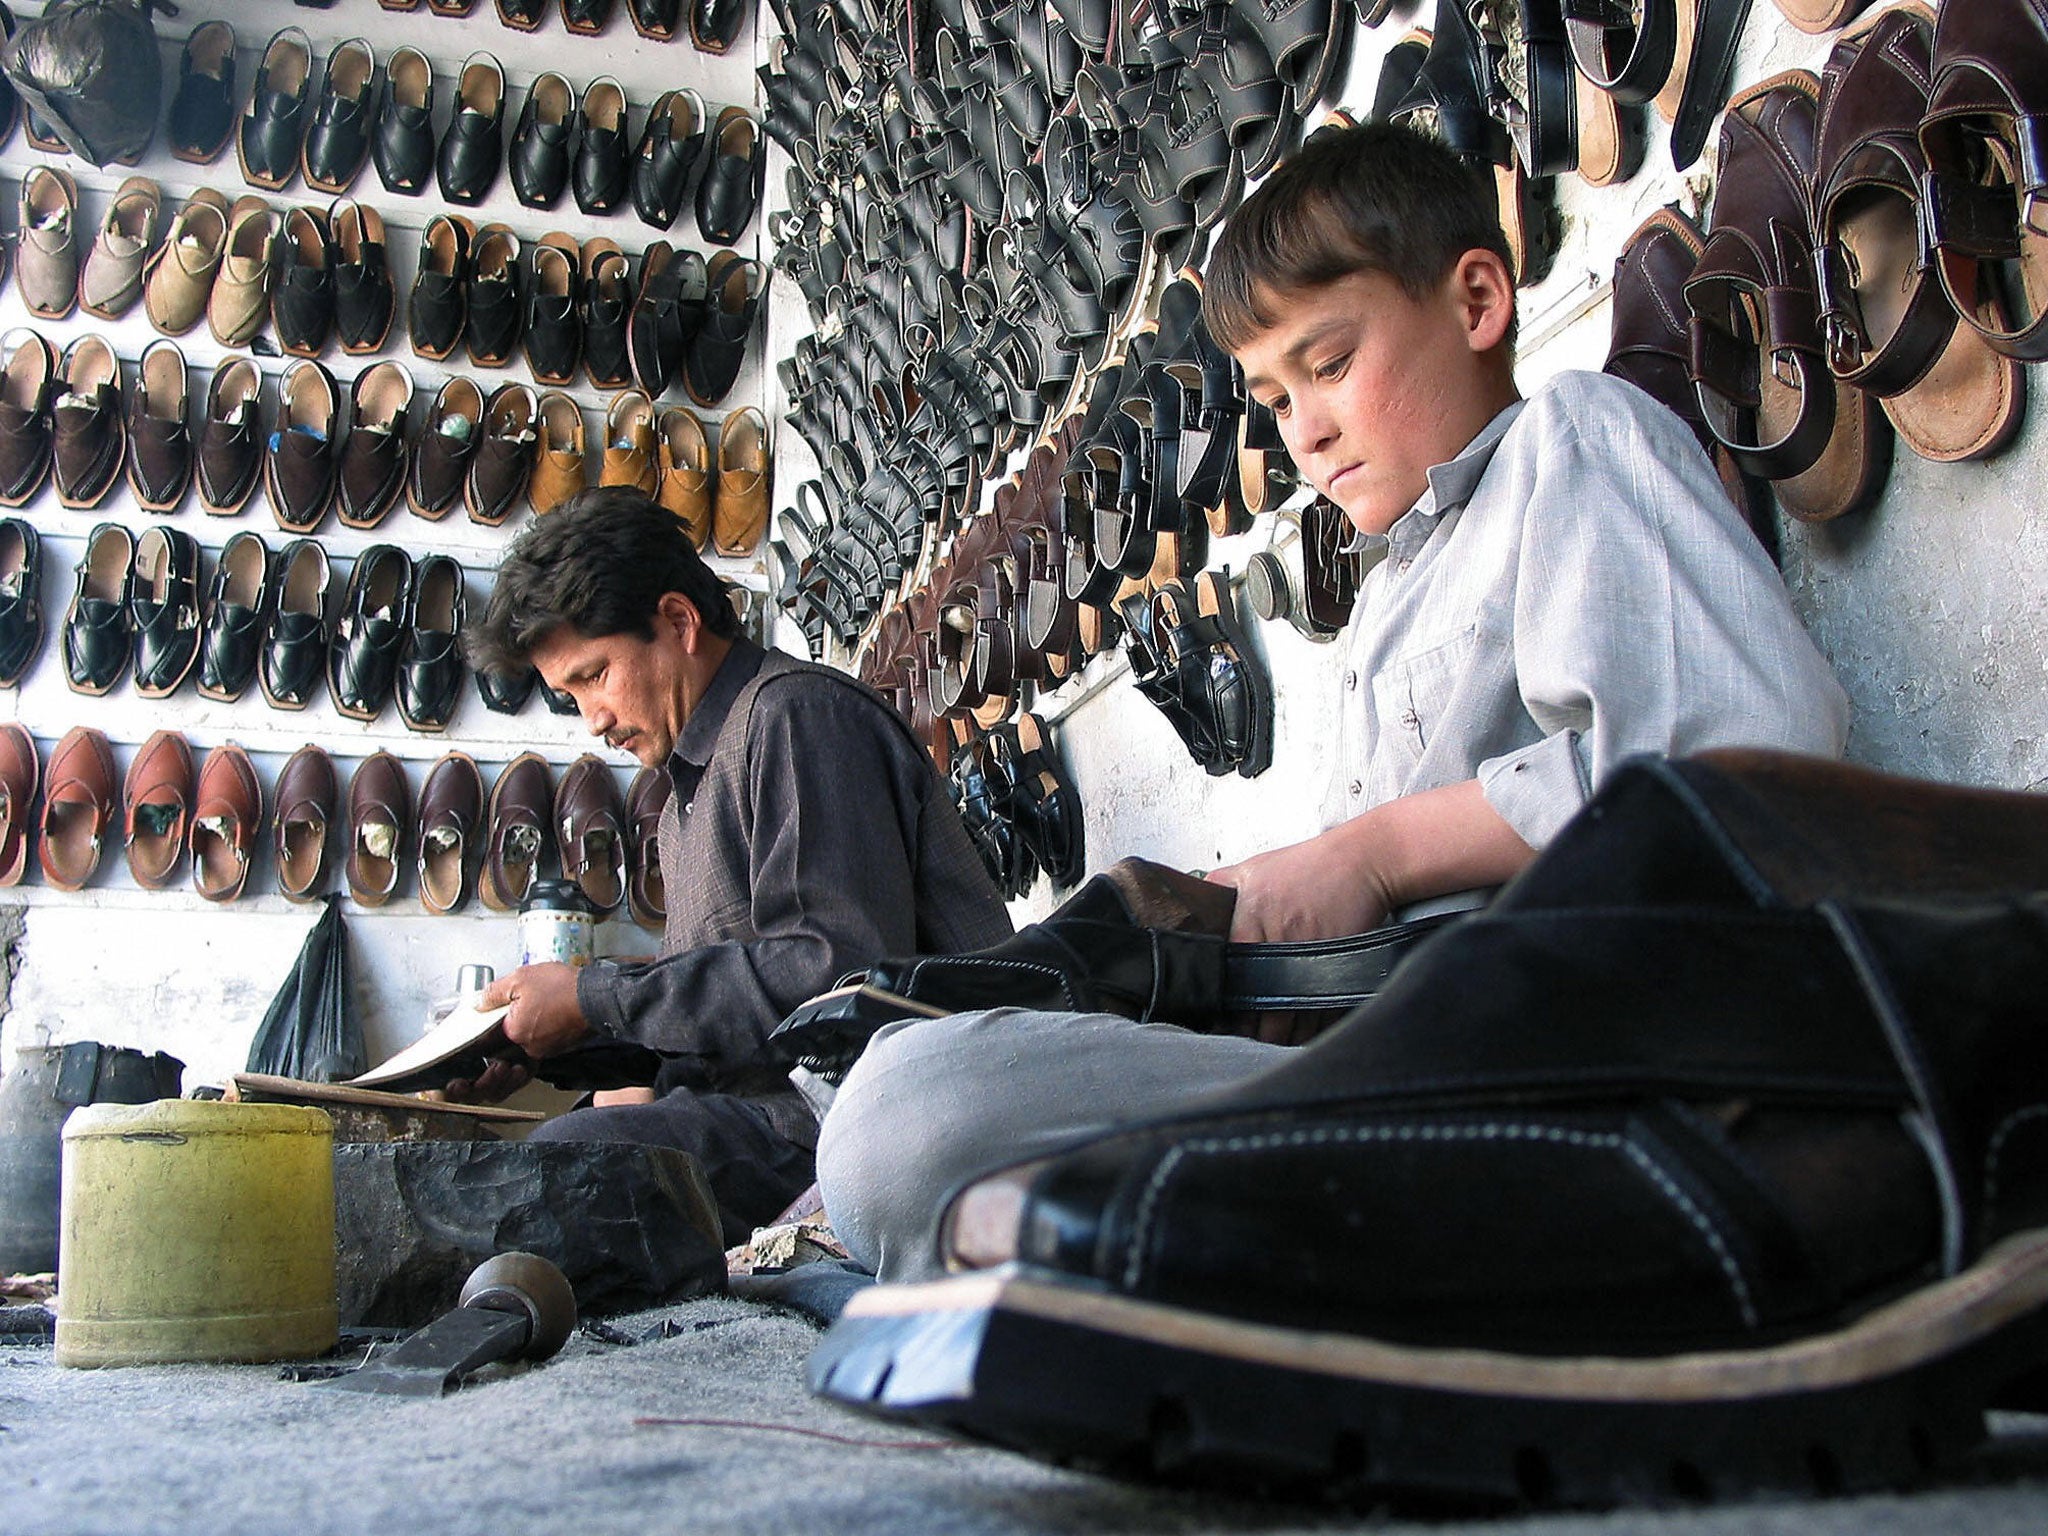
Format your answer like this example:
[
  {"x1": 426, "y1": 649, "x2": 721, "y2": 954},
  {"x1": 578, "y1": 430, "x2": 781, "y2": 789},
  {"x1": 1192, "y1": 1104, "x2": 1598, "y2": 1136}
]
[
  {"x1": 1814, "y1": 4, "x2": 2023, "y2": 465},
  {"x1": 1686, "y1": 70, "x2": 1892, "y2": 522},
  {"x1": 810, "y1": 750, "x2": 2048, "y2": 1509},
  {"x1": 1918, "y1": 0, "x2": 2048, "y2": 363}
]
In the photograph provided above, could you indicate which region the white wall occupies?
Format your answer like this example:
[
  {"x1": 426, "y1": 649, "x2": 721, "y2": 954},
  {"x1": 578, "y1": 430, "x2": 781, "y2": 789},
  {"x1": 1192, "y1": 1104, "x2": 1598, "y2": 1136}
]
[{"x1": 5, "y1": 0, "x2": 2042, "y2": 1090}]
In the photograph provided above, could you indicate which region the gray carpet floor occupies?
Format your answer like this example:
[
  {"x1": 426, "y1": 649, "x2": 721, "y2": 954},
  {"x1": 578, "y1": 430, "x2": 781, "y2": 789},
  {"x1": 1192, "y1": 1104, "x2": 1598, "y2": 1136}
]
[{"x1": 7, "y1": 1295, "x2": 2048, "y2": 1536}]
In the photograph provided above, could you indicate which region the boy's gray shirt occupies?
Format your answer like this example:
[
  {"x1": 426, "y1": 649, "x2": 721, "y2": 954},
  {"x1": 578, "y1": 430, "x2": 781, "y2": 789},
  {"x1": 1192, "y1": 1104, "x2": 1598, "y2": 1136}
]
[{"x1": 1328, "y1": 369, "x2": 1849, "y2": 845}]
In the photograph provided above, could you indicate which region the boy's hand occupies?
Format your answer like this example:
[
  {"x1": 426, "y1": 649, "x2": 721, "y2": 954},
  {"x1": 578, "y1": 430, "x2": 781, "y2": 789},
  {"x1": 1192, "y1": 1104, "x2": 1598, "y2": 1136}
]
[{"x1": 1207, "y1": 840, "x2": 1395, "y2": 944}]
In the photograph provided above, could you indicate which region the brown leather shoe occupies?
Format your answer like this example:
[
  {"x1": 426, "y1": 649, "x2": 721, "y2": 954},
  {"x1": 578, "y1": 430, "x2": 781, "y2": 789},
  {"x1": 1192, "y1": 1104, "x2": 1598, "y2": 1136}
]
[
  {"x1": 0, "y1": 329, "x2": 59, "y2": 509},
  {"x1": 712, "y1": 404, "x2": 769, "y2": 555},
  {"x1": 347, "y1": 749, "x2": 410, "y2": 906},
  {"x1": 556, "y1": 753, "x2": 625, "y2": 914},
  {"x1": 530, "y1": 390, "x2": 587, "y2": 513},
  {"x1": 468, "y1": 381, "x2": 537, "y2": 526},
  {"x1": 337, "y1": 360, "x2": 414, "y2": 529},
  {"x1": 39, "y1": 725, "x2": 117, "y2": 891},
  {"x1": 418, "y1": 750, "x2": 484, "y2": 915},
  {"x1": 53, "y1": 334, "x2": 126, "y2": 511},
  {"x1": 408, "y1": 376, "x2": 484, "y2": 521},
  {"x1": 273, "y1": 742, "x2": 337, "y2": 902},
  {"x1": 127, "y1": 338, "x2": 193, "y2": 514},
  {"x1": 624, "y1": 764, "x2": 670, "y2": 930},
  {"x1": 479, "y1": 750, "x2": 552, "y2": 910},
  {"x1": 123, "y1": 728, "x2": 193, "y2": 889},
  {"x1": 192, "y1": 741, "x2": 262, "y2": 902},
  {"x1": 600, "y1": 388, "x2": 657, "y2": 493},
  {"x1": 0, "y1": 722, "x2": 40, "y2": 887},
  {"x1": 656, "y1": 405, "x2": 711, "y2": 547},
  {"x1": 266, "y1": 357, "x2": 341, "y2": 533},
  {"x1": 197, "y1": 355, "x2": 264, "y2": 515}
]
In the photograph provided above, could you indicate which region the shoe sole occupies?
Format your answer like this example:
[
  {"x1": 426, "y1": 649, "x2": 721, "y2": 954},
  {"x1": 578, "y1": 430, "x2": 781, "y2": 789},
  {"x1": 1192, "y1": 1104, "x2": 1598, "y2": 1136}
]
[{"x1": 813, "y1": 1243, "x2": 2048, "y2": 1508}]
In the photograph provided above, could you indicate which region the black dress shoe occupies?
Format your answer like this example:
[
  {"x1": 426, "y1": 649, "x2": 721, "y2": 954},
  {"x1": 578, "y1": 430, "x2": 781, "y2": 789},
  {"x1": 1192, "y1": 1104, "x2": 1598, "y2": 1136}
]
[
  {"x1": 629, "y1": 0, "x2": 681, "y2": 38},
  {"x1": 695, "y1": 105, "x2": 764, "y2": 245},
  {"x1": 690, "y1": 0, "x2": 754, "y2": 54},
  {"x1": 399, "y1": 553, "x2": 467, "y2": 733},
  {"x1": 476, "y1": 663, "x2": 539, "y2": 714},
  {"x1": 375, "y1": 46, "x2": 436, "y2": 195},
  {"x1": 240, "y1": 27, "x2": 313, "y2": 191},
  {"x1": 130, "y1": 525, "x2": 203, "y2": 699},
  {"x1": 438, "y1": 53, "x2": 507, "y2": 207},
  {"x1": 328, "y1": 543, "x2": 413, "y2": 721},
  {"x1": 466, "y1": 225, "x2": 524, "y2": 367},
  {"x1": 684, "y1": 252, "x2": 762, "y2": 406},
  {"x1": 170, "y1": 20, "x2": 238, "y2": 164},
  {"x1": 273, "y1": 207, "x2": 337, "y2": 358},
  {"x1": 261, "y1": 536, "x2": 330, "y2": 710},
  {"x1": 63, "y1": 521, "x2": 134, "y2": 696},
  {"x1": 632, "y1": 88, "x2": 707, "y2": 231},
  {"x1": 0, "y1": 517, "x2": 42, "y2": 689},
  {"x1": 331, "y1": 199, "x2": 395, "y2": 354},
  {"x1": 526, "y1": 233, "x2": 583, "y2": 386},
  {"x1": 582, "y1": 242, "x2": 635, "y2": 388},
  {"x1": 629, "y1": 242, "x2": 697, "y2": 398},
  {"x1": 196, "y1": 529, "x2": 270, "y2": 703},
  {"x1": 573, "y1": 77, "x2": 632, "y2": 216},
  {"x1": 409, "y1": 215, "x2": 472, "y2": 362},
  {"x1": 561, "y1": 0, "x2": 617, "y2": 34},
  {"x1": 303, "y1": 37, "x2": 377, "y2": 194},
  {"x1": 511, "y1": 72, "x2": 574, "y2": 211}
]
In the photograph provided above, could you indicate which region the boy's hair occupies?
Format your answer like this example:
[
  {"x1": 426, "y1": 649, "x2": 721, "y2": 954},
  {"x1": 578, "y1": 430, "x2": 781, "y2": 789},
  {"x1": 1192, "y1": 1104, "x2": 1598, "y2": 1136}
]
[
  {"x1": 467, "y1": 487, "x2": 739, "y2": 674},
  {"x1": 1204, "y1": 121, "x2": 1518, "y2": 353}
]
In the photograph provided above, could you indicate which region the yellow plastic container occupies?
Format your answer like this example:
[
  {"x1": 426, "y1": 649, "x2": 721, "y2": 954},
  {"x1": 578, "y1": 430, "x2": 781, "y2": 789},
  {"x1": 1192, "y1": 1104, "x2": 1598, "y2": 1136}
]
[{"x1": 55, "y1": 1100, "x2": 338, "y2": 1367}]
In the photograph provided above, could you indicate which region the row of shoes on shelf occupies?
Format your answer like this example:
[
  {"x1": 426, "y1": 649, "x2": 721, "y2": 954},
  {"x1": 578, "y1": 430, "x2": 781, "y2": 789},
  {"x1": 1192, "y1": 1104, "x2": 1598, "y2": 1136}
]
[
  {"x1": 29, "y1": 521, "x2": 466, "y2": 732},
  {"x1": 357, "y1": 0, "x2": 754, "y2": 50},
  {"x1": 1600, "y1": 1, "x2": 2035, "y2": 528},
  {"x1": 175, "y1": 27, "x2": 765, "y2": 236},
  {"x1": 0, "y1": 330, "x2": 771, "y2": 544},
  {"x1": 8, "y1": 173, "x2": 765, "y2": 405},
  {"x1": 0, "y1": 722, "x2": 670, "y2": 923}
]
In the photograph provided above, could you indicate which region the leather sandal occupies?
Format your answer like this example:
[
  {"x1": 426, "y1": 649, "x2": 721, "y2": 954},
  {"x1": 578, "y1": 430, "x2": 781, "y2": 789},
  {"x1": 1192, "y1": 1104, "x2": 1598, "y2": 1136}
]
[
  {"x1": 1917, "y1": 0, "x2": 2048, "y2": 362},
  {"x1": 1686, "y1": 70, "x2": 1890, "y2": 522},
  {"x1": 1813, "y1": 3, "x2": 2023, "y2": 465}
]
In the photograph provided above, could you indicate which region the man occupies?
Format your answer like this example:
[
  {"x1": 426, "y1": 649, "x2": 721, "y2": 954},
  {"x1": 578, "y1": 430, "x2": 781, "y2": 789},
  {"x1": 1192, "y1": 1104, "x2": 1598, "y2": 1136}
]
[
  {"x1": 464, "y1": 488, "x2": 1011, "y2": 1241},
  {"x1": 814, "y1": 121, "x2": 1852, "y2": 1281}
]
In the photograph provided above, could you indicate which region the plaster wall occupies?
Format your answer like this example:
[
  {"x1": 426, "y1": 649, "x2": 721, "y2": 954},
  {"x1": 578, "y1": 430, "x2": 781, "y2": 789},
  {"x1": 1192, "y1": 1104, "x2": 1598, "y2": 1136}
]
[{"x1": 2, "y1": 0, "x2": 2042, "y2": 1091}]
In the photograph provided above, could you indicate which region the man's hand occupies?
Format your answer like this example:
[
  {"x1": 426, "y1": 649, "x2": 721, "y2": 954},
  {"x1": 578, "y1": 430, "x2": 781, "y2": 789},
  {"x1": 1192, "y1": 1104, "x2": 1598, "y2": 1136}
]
[
  {"x1": 482, "y1": 963, "x2": 592, "y2": 1060},
  {"x1": 439, "y1": 1058, "x2": 532, "y2": 1105}
]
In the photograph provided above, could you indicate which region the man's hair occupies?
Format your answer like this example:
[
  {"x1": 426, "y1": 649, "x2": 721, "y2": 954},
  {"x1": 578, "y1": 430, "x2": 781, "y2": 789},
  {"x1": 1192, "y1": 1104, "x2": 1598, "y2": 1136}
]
[
  {"x1": 1204, "y1": 121, "x2": 1518, "y2": 353},
  {"x1": 467, "y1": 487, "x2": 740, "y2": 674}
]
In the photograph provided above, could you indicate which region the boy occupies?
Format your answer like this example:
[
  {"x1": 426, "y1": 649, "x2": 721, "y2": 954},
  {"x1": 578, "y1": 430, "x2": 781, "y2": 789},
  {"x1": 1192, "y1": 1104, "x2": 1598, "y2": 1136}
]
[{"x1": 814, "y1": 121, "x2": 1849, "y2": 1280}]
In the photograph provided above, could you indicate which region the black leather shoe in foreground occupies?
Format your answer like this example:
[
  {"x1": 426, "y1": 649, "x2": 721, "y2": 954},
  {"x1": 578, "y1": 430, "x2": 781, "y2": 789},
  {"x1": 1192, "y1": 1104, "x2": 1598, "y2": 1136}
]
[{"x1": 810, "y1": 750, "x2": 2048, "y2": 1509}]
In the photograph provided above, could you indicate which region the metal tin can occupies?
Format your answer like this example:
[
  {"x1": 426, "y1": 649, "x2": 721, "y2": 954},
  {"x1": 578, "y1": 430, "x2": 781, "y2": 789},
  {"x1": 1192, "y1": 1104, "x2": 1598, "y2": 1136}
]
[{"x1": 519, "y1": 880, "x2": 597, "y2": 968}]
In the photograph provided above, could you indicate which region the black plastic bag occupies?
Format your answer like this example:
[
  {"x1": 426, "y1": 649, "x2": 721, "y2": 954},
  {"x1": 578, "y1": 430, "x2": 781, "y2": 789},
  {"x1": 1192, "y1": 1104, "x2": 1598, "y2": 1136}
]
[
  {"x1": 247, "y1": 898, "x2": 366, "y2": 1084},
  {"x1": 1, "y1": 0, "x2": 162, "y2": 166}
]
